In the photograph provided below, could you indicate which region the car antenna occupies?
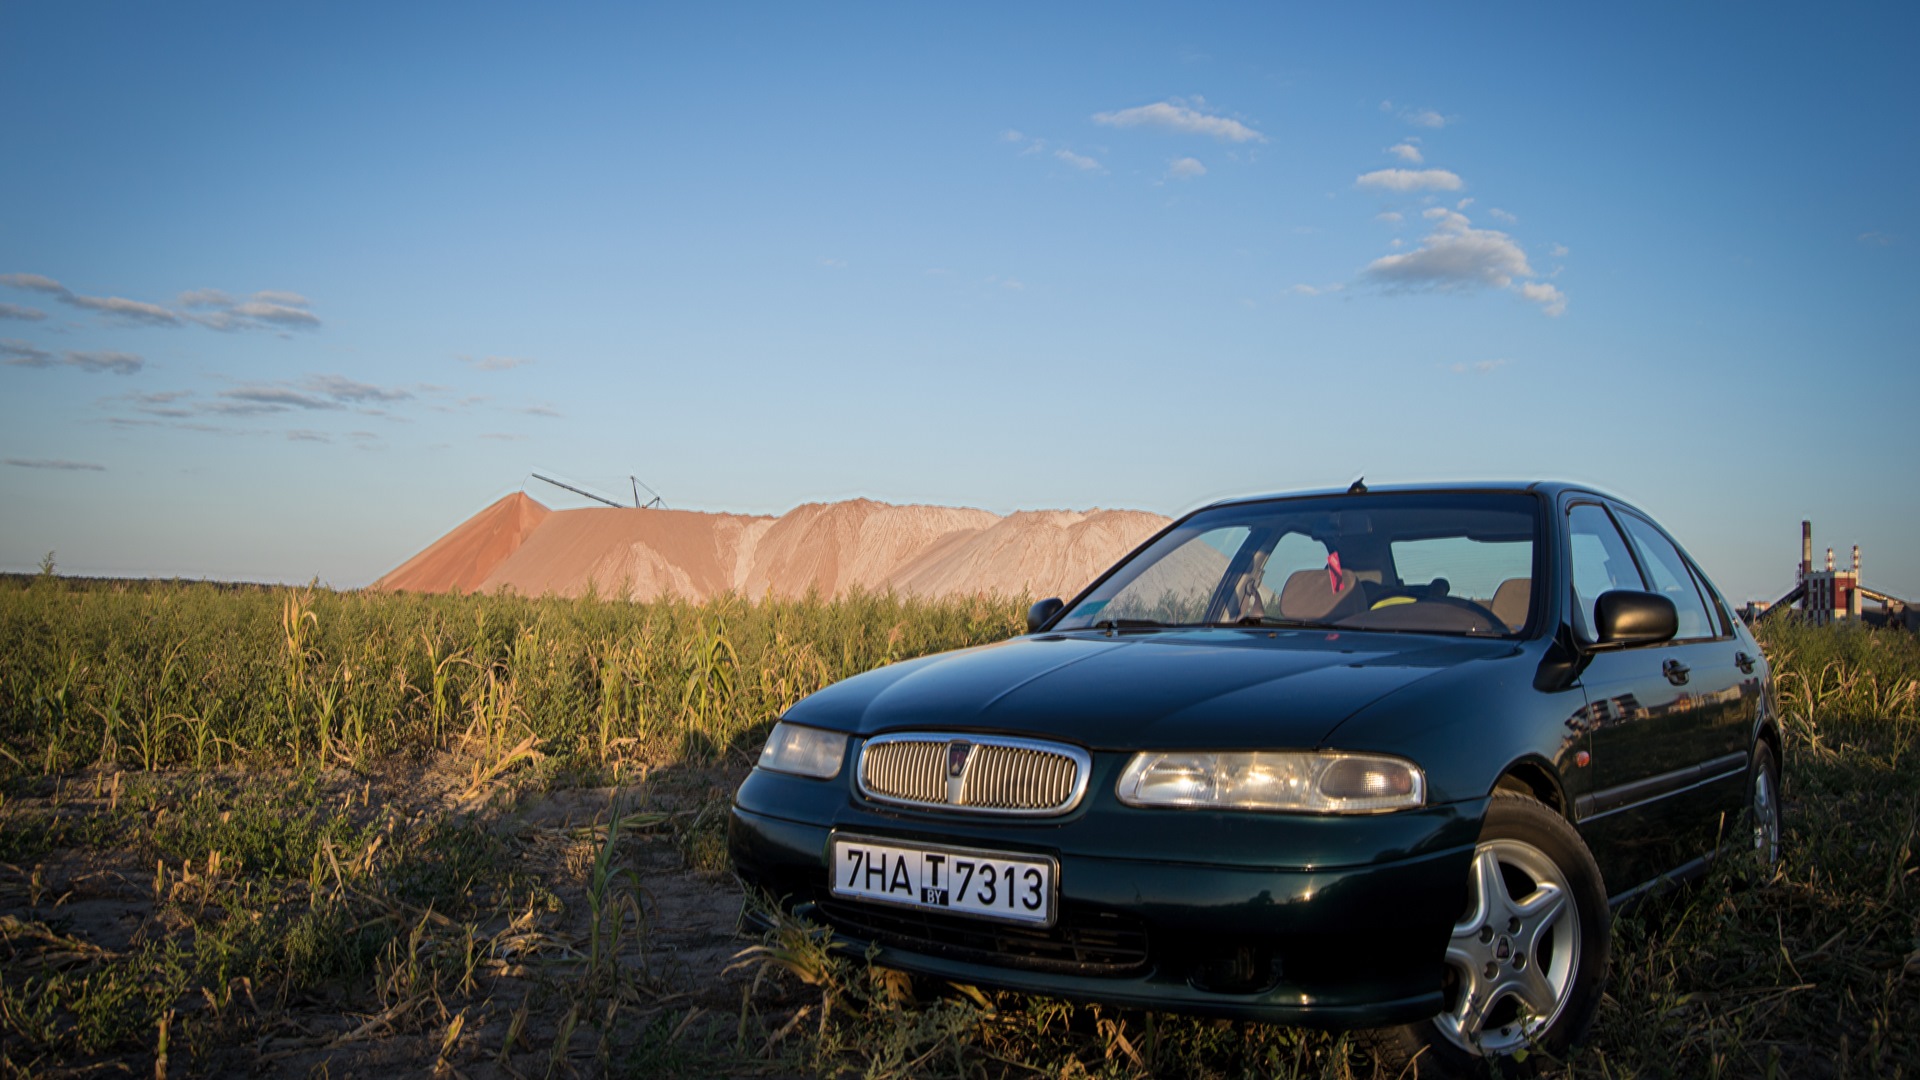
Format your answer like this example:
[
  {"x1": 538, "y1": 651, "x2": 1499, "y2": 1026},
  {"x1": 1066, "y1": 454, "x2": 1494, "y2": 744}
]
[{"x1": 1347, "y1": 475, "x2": 1368, "y2": 494}]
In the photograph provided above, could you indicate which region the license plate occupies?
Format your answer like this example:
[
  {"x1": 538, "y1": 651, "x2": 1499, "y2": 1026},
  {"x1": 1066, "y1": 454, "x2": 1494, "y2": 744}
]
[{"x1": 828, "y1": 834, "x2": 1057, "y2": 926}]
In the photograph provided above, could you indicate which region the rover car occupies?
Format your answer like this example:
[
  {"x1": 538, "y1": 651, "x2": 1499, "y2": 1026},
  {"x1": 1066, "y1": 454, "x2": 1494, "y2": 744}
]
[{"x1": 729, "y1": 482, "x2": 1780, "y2": 1074}]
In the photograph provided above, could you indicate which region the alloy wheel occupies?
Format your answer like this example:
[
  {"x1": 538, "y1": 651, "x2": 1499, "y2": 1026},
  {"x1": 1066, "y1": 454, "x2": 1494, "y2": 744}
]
[
  {"x1": 1752, "y1": 763, "x2": 1780, "y2": 865},
  {"x1": 1436, "y1": 837, "x2": 1581, "y2": 1057}
]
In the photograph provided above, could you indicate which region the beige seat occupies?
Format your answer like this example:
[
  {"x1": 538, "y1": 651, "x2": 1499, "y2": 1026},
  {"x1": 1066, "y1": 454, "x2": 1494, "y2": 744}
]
[
  {"x1": 1490, "y1": 577, "x2": 1531, "y2": 631},
  {"x1": 1278, "y1": 566, "x2": 1366, "y2": 622}
]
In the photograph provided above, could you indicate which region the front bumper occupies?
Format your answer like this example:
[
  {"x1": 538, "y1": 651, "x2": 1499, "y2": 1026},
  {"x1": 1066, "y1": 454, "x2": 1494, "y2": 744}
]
[{"x1": 730, "y1": 770, "x2": 1485, "y2": 1028}]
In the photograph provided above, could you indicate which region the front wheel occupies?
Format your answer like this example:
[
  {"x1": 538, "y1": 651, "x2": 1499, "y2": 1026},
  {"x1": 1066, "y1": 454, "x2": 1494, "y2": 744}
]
[
  {"x1": 1748, "y1": 742, "x2": 1781, "y2": 867},
  {"x1": 1370, "y1": 793, "x2": 1610, "y2": 1076}
]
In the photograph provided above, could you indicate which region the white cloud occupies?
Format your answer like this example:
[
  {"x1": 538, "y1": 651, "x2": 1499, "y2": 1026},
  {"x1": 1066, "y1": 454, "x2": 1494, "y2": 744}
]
[
  {"x1": 1, "y1": 340, "x2": 51, "y2": 365},
  {"x1": 1054, "y1": 148, "x2": 1103, "y2": 171},
  {"x1": 1364, "y1": 209, "x2": 1532, "y2": 292},
  {"x1": 818, "y1": 257, "x2": 848, "y2": 269},
  {"x1": 1386, "y1": 142, "x2": 1424, "y2": 164},
  {"x1": 1456, "y1": 197, "x2": 1475, "y2": 209},
  {"x1": 1002, "y1": 131, "x2": 1047, "y2": 156},
  {"x1": 63, "y1": 350, "x2": 145, "y2": 374},
  {"x1": 1289, "y1": 283, "x2": 1344, "y2": 297},
  {"x1": 220, "y1": 386, "x2": 341, "y2": 412},
  {"x1": 305, "y1": 374, "x2": 411, "y2": 403},
  {"x1": 3, "y1": 342, "x2": 144, "y2": 374},
  {"x1": 1092, "y1": 99, "x2": 1265, "y2": 143},
  {"x1": 1858, "y1": 231, "x2": 1896, "y2": 246},
  {"x1": 0, "y1": 273, "x2": 67, "y2": 295},
  {"x1": 207, "y1": 374, "x2": 410, "y2": 415},
  {"x1": 1167, "y1": 156, "x2": 1207, "y2": 179},
  {"x1": 5, "y1": 273, "x2": 319, "y2": 331},
  {"x1": 230, "y1": 300, "x2": 321, "y2": 327},
  {"x1": 1356, "y1": 168, "x2": 1464, "y2": 193},
  {"x1": 1518, "y1": 281, "x2": 1567, "y2": 317},
  {"x1": 67, "y1": 294, "x2": 182, "y2": 326},
  {"x1": 463, "y1": 355, "x2": 533, "y2": 372},
  {"x1": 5, "y1": 457, "x2": 105, "y2": 471},
  {"x1": 519, "y1": 404, "x2": 563, "y2": 418},
  {"x1": 178, "y1": 288, "x2": 234, "y2": 308},
  {"x1": 0, "y1": 302, "x2": 47, "y2": 321},
  {"x1": 1375, "y1": 211, "x2": 1404, "y2": 223},
  {"x1": 1488, "y1": 207, "x2": 1518, "y2": 224},
  {"x1": 1448, "y1": 359, "x2": 1512, "y2": 376},
  {"x1": 1549, "y1": 243, "x2": 1570, "y2": 258},
  {"x1": 1405, "y1": 108, "x2": 1448, "y2": 129}
]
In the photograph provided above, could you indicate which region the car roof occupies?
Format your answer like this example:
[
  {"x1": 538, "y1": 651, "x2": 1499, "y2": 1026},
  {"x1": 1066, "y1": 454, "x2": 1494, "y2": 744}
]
[{"x1": 1196, "y1": 480, "x2": 1626, "y2": 512}]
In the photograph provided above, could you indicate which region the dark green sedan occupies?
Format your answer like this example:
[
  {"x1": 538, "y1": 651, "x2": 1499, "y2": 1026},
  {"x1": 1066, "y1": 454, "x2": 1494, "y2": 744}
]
[{"x1": 729, "y1": 482, "x2": 1781, "y2": 1075}]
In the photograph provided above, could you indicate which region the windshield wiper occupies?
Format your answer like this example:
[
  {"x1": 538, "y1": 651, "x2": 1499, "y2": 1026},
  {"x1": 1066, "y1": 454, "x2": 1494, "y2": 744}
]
[
  {"x1": 1218, "y1": 615, "x2": 1338, "y2": 630},
  {"x1": 1091, "y1": 617, "x2": 1172, "y2": 633}
]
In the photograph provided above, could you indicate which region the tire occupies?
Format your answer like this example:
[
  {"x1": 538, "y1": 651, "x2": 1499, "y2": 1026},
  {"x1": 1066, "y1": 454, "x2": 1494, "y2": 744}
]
[
  {"x1": 1747, "y1": 743, "x2": 1782, "y2": 867},
  {"x1": 1368, "y1": 793, "x2": 1610, "y2": 1077}
]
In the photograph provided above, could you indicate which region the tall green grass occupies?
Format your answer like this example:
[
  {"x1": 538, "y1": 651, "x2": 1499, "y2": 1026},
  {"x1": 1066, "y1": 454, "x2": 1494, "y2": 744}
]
[{"x1": 0, "y1": 578, "x2": 1025, "y2": 782}]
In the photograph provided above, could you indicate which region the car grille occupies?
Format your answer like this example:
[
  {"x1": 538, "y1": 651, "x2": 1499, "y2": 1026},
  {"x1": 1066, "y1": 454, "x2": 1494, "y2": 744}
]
[
  {"x1": 808, "y1": 896, "x2": 1149, "y2": 976},
  {"x1": 858, "y1": 734, "x2": 1089, "y2": 816}
]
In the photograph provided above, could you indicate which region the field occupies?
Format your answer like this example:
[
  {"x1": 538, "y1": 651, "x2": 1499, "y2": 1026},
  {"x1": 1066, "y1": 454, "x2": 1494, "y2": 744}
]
[{"x1": 0, "y1": 576, "x2": 1915, "y2": 1078}]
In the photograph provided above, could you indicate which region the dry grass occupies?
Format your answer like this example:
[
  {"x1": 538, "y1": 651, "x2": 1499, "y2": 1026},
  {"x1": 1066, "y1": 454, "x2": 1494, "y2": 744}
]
[{"x1": 0, "y1": 579, "x2": 1915, "y2": 1077}]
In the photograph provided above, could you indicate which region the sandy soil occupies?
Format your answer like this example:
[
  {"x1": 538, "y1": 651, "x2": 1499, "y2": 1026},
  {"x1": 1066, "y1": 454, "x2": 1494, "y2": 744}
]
[
  {"x1": 375, "y1": 493, "x2": 550, "y2": 594},
  {"x1": 373, "y1": 495, "x2": 1169, "y2": 603}
]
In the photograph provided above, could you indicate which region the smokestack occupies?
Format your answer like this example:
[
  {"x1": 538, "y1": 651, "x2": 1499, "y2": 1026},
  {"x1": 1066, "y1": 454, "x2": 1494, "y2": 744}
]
[
  {"x1": 1827, "y1": 548, "x2": 1835, "y2": 572},
  {"x1": 1802, "y1": 521, "x2": 1812, "y2": 577},
  {"x1": 1853, "y1": 545, "x2": 1860, "y2": 577}
]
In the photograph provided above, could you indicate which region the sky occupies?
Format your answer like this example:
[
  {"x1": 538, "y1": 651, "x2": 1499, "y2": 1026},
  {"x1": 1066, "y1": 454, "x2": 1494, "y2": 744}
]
[{"x1": 1, "y1": 2, "x2": 1915, "y2": 604}]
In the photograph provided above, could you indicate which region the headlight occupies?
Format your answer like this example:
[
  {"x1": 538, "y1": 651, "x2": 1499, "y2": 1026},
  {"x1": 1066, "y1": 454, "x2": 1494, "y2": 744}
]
[
  {"x1": 1116, "y1": 751, "x2": 1424, "y2": 813},
  {"x1": 757, "y1": 722, "x2": 848, "y2": 780}
]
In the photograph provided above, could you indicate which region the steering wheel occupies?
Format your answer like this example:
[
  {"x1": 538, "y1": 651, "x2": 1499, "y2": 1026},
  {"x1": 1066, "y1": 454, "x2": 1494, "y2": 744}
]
[
  {"x1": 1368, "y1": 581, "x2": 1505, "y2": 632},
  {"x1": 1418, "y1": 595, "x2": 1506, "y2": 632}
]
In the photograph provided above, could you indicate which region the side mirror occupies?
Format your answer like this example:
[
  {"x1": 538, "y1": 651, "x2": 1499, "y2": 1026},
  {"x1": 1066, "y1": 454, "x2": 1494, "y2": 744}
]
[
  {"x1": 1027, "y1": 597, "x2": 1064, "y2": 633},
  {"x1": 1593, "y1": 590, "x2": 1677, "y2": 646}
]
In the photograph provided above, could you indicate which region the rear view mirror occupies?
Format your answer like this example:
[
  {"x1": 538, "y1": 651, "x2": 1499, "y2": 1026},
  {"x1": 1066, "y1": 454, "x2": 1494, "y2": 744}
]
[
  {"x1": 1027, "y1": 597, "x2": 1064, "y2": 633},
  {"x1": 1593, "y1": 590, "x2": 1677, "y2": 646}
]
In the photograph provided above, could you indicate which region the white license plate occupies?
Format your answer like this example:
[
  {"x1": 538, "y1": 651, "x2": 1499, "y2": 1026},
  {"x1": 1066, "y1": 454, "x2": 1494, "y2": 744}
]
[{"x1": 828, "y1": 834, "x2": 1057, "y2": 926}]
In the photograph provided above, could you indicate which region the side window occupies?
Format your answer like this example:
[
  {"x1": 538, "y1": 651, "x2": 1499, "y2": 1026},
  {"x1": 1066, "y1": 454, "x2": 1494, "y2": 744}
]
[
  {"x1": 1258, "y1": 532, "x2": 1331, "y2": 600},
  {"x1": 1690, "y1": 561, "x2": 1736, "y2": 637},
  {"x1": 1567, "y1": 504, "x2": 1643, "y2": 641},
  {"x1": 1616, "y1": 512, "x2": 1715, "y2": 640}
]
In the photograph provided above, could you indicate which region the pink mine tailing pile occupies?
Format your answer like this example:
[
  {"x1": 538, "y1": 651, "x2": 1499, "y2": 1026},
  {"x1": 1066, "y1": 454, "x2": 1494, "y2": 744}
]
[{"x1": 372, "y1": 493, "x2": 1170, "y2": 603}]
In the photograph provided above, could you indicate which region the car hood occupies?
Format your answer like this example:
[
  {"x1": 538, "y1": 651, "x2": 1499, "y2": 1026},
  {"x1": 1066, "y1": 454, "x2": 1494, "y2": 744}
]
[{"x1": 781, "y1": 628, "x2": 1518, "y2": 750}]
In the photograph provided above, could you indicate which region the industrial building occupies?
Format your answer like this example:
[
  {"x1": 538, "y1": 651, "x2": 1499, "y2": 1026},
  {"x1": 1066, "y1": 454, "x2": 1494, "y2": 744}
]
[{"x1": 1745, "y1": 521, "x2": 1916, "y2": 630}]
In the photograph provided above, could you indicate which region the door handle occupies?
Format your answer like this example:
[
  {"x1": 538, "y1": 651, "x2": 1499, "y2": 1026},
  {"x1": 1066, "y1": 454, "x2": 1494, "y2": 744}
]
[
  {"x1": 1735, "y1": 651, "x2": 1756, "y2": 674},
  {"x1": 1663, "y1": 658, "x2": 1690, "y2": 685}
]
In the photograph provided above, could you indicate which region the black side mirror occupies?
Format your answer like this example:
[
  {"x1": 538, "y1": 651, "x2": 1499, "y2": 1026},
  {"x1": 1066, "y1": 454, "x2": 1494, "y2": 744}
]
[
  {"x1": 1027, "y1": 597, "x2": 1064, "y2": 633},
  {"x1": 1593, "y1": 590, "x2": 1678, "y2": 646}
]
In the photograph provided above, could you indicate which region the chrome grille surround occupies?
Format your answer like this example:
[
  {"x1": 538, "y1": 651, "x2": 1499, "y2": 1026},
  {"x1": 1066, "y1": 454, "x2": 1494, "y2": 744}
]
[{"x1": 858, "y1": 733, "x2": 1091, "y2": 816}]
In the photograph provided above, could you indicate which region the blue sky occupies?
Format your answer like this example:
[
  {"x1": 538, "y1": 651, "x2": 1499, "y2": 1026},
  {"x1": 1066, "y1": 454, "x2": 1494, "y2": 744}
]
[{"x1": 2, "y1": 2, "x2": 1914, "y2": 603}]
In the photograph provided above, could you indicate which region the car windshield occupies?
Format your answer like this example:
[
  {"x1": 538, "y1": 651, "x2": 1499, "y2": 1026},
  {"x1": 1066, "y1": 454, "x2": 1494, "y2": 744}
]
[{"x1": 1055, "y1": 492, "x2": 1541, "y2": 638}]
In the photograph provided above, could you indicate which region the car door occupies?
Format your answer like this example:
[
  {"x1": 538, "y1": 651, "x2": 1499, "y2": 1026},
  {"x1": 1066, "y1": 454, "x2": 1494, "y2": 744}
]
[{"x1": 1563, "y1": 500, "x2": 1747, "y2": 894}]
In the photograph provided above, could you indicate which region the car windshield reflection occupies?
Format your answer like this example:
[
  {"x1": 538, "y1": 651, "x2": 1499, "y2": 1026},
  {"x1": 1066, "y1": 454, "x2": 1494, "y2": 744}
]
[{"x1": 1055, "y1": 492, "x2": 1541, "y2": 639}]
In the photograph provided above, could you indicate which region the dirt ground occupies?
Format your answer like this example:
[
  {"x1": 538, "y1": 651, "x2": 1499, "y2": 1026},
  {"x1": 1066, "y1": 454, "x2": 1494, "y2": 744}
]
[{"x1": 0, "y1": 758, "x2": 811, "y2": 1078}]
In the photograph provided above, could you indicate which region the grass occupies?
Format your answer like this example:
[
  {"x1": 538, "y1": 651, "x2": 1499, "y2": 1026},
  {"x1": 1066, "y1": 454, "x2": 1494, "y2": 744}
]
[{"x1": 0, "y1": 577, "x2": 1915, "y2": 1077}]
